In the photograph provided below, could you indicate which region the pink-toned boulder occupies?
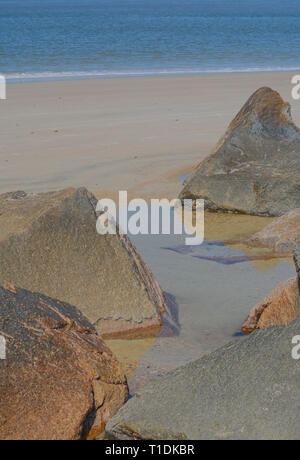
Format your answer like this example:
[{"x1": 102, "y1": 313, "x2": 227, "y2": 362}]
[
  {"x1": 0, "y1": 285, "x2": 128, "y2": 440},
  {"x1": 248, "y1": 209, "x2": 300, "y2": 253},
  {"x1": 242, "y1": 277, "x2": 299, "y2": 335}
]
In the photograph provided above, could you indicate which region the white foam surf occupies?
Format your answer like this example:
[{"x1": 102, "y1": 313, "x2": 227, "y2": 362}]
[{"x1": 3, "y1": 66, "x2": 300, "y2": 83}]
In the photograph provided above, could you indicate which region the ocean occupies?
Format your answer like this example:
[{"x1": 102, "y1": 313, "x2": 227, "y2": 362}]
[{"x1": 1, "y1": 0, "x2": 300, "y2": 81}]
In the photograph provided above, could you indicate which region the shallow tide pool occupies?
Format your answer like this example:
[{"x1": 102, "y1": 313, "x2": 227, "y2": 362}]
[{"x1": 108, "y1": 211, "x2": 294, "y2": 394}]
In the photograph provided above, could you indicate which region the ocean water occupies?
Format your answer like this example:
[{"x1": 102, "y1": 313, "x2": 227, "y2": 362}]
[{"x1": 1, "y1": 0, "x2": 300, "y2": 81}]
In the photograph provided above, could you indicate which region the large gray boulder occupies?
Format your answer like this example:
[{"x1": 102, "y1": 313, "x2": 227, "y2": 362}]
[
  {"x1": 0, "y1": 188, "x2": 166, "y2": 339},
  {"x1": 106, "y1": 319, "x2": 300, "y2": 440},
  {"x1": 180, "y1": 87, "x2": 300, "y2": 217}
]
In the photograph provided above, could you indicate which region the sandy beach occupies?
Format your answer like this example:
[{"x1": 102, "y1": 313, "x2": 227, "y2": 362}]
[{"x1": 1, "y1": 71, "x2": 300, "y2": 200}]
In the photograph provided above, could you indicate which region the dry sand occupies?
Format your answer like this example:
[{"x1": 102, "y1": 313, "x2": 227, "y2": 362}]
[{"x1": 1, "y1": 72, "x2": 300, "y2": 200}]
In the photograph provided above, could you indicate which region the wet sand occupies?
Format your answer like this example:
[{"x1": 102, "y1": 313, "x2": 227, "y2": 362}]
[{"x1": 105, "y1": 338, "x2": 156, "y2": 380}]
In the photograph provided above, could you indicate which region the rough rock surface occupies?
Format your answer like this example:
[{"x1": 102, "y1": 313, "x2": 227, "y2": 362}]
[
  {"x1": 248, "y1": 208, "x2": 300, "y2": 253},
  {"x1": 106, "y1": 319, "x2": 300, "y2": 440},
  {"x1": 0, "y1": 188, "x2": 166, "y2": 338},
  {"x1": 242, "y1": 277, "x2": 300, "y2": 334},
  {"x1": 179, "y1": 87, "x2": 300, "y2": 217},
  {"x1": 0, "y1": 285, "x2": 128, "y2": 440}
]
